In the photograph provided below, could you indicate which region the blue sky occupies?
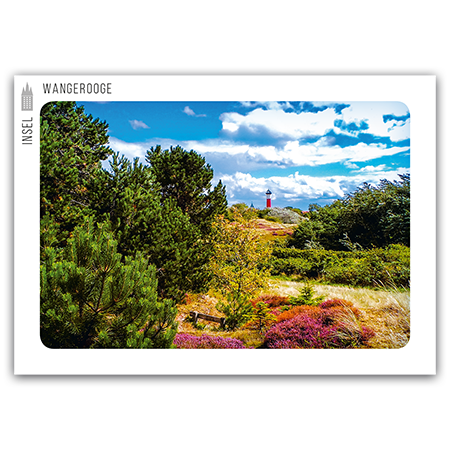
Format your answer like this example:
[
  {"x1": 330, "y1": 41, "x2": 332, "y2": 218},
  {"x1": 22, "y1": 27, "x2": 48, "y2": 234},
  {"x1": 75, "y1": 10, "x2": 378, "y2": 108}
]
[{"x1": 78, "y1": 101, "x2": 410, "y2": 210}]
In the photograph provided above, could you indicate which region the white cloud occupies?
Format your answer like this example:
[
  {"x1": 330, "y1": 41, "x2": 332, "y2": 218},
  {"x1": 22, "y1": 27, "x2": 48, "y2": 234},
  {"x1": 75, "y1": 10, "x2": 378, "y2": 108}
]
[
  {"x1": 194, "y1": 139, "x2": 408, "y2": 168},
  {"x1": 387, "y1": 118, "x2": 410, "y2": 142},
  {"x1": 106, "y1": 101, "x2": 409, "y2": 208},
  {"x1": 183, "y1": 106, "x2": 206, "y2": 117},
  {"x1": 221, "y1": 171, "x2": 347, "y2": 204},
  {"x1": 108, "y1": 137, "x2": 150, "y2": 160},
  {"x1": 220, "y1": 107, "x2": 337, "y2": 140},
  {"x1": 356, "y1": 164, "x2": 388, "y2": 173},
  {"x1": 183, "y1": 106, "x2": 195, "y2": 116},
  {"x1": 129, "y1": 119, "x2": 149, "y2": 130},
  {"x1": 222, "y1": 101, "x2": 410, "y2": 147},
  {"x1": 337, "y1": 102, "x2": 410, "y2": 142},
  {"x1": 344, "y1": 161, "x2": 359, "y2": 169},
  {"x1": 108, "y1": 136, "x2": 409, "y2": 173},
  {"x1": 107, "y1": 136, "x2": 409, "y2": 208},
  {"x1": 240, "y1": 101, "x2": 294, "y2": 111},
  {"x1": 110, "y1": 102, "x2": 410, "y2": 175}
]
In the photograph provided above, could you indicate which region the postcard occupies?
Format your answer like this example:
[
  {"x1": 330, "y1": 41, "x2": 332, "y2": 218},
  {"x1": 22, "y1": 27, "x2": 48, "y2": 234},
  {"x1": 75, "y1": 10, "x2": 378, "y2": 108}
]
[{"x1": 14, "y1": 75, "x2": 436, "y2": 374}]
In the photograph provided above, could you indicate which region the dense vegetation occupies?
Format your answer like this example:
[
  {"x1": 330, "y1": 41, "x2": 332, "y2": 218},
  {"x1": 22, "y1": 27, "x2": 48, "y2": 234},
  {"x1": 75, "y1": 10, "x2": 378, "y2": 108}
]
[
  {"x1": 289, "y1": 174, "x2": 410, "y2": 250},
  {"x1": 270, "y1": 244, "x2": 410, "y2": 288},
  {"x1": 40, "y1": 101, "x2": 410, "y2": 349},
  {"x1": 40, "y1": 102, "x2": 227, "y2": 348}
]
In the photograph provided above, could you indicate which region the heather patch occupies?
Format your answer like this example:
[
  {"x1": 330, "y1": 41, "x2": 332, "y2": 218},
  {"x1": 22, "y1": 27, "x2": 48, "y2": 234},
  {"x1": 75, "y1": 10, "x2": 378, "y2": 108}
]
[
  {"x1": 264, "y1": 300, "x2": 375, "y2": 349},
  {"x1": 173, "y1": 333, "x2": 250, "y2": 349},
  {"x1": 264, "y1": 314, "x2": 341, "y2": 349}
]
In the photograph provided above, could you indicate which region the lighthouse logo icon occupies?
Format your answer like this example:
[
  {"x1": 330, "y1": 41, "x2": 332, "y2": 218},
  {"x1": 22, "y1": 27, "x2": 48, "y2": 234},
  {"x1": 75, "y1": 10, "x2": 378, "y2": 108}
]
[{"x1": 21, "y1": 83, "x2": 33, "y2": 111}]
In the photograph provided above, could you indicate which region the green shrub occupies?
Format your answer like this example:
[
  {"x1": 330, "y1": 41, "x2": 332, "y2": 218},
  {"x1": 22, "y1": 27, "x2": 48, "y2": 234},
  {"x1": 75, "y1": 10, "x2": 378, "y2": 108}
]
[
  {"x1": 246, "y1": 301, "x2": 277, "y2": 333},
  {"x1": 217, "y1": 293, "x2": 254, "y2": 331},
  {"x1": 270, "y1": 244, "x2": 410, "y2": 288},
  {"x1": 257, "y1": 208, "x2": 270, "y2": 220},
  {"x1": 227, "y1": 203, "x2": 259, "y2": 221},
  {"x1": 322, "y1": 245, "x2": 410, "y2": 288},
  {"x1": 210, "y1": 215, "x2": 272, "y2": 330},
  {"x1": 289, "y1": 284, "x2": 325, "y2": 307},
  {"x1": 40, "y1": 218, "x2": 178, "y2": 348},
  {"x1": 266, "y1": 216, "x2": 283, "y2": 223}
]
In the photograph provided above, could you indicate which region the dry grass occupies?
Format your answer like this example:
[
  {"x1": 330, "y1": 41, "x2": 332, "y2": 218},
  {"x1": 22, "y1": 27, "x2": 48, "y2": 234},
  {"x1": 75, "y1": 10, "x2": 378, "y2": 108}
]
[{"x1": 269, "y1": 279, "x2": 410, "y2": 348}]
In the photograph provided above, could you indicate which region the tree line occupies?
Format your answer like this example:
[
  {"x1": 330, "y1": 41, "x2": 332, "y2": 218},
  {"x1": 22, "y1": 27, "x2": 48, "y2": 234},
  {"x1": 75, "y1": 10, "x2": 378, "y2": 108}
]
[{"x1": 288, "y1": 174, "x2": 410, "y2": 251}]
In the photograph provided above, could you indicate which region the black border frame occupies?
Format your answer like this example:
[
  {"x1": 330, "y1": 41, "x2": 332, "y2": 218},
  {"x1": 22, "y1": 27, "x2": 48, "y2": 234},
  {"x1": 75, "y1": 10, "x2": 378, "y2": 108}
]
[{"x1": 3, "y1": 66, "x2": 448, "y2": 389}]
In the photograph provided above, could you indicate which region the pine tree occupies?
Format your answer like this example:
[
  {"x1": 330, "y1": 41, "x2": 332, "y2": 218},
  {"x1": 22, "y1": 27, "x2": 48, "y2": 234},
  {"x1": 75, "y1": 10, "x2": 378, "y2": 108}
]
[
  {"x1": 145, "y1": 145, "x2": 227, "y2": 236},
  {"x1": 40, "y1": 218, "x2": 178, "y2": 348},
  {"x1": 248, "y1": 301, "x2": 277, "y2": 333},
  {"x1": 91, "y1": 153, "x2": 212, "y2": 304},
  {"x1": 40, "y1": 101, "x2": 112, "y2": 243}
]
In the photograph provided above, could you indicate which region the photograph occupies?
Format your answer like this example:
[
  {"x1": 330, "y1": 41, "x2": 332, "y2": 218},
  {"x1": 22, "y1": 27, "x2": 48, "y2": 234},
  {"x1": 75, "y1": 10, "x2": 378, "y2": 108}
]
[{"x1": 40, "y1": 99, "x2": 411, "y2": 350}]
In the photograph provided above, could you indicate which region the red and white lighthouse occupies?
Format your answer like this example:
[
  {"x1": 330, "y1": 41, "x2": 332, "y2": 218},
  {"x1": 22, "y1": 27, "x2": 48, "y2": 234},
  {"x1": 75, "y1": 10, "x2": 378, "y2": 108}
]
[{"x1": 266, "y1": 189, "x2": 272, "y2": 208}]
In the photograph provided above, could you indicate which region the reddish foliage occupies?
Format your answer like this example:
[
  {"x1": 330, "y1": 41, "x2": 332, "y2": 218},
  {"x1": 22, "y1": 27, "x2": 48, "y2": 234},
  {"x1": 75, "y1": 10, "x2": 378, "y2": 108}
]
[
  {"x1": 277, "y1": 305, "x2": 323, "y2": 323},
  {"x1": 359, "y1": 326, "x2": 376, "y2": 342},
  {"x1": 320, "y1": 298, "x2": 353, "y2": 309},
  {"x1": 320, "y1": 298, "x2": 362, "y2": 317},
  {"x1": 270, "y1": 307, "x2": 284, "y2": 316},
  {"x1": 253, "y1": 294, "x2": 290, "y2": 308}
]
